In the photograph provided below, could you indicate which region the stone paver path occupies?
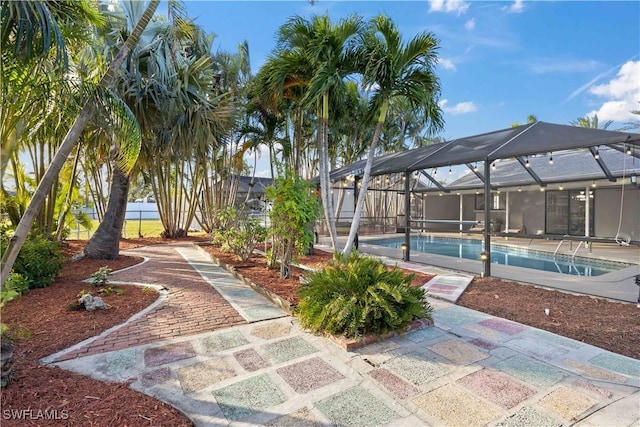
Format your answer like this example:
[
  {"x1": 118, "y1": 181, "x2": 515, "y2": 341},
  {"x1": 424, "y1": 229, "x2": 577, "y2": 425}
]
[{"x1": 47, "y1": 243, "x2": 640, "y2": 426}]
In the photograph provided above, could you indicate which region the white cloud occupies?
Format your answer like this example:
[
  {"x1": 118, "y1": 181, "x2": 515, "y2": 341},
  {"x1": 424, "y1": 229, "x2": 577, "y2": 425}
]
[
  {"x1": 428, "y1": 0, "x2": 469, "y2": 15},
  {"x1": 529, "y1": 58, "x2": 601, "y2": 74},
  {"x1": 439, "y1": 58, "x2": 457, "y2": 71},
  {"x1": 464, "y1": 18, "x2": 475, "y2": 31},
  {"x1": 586, "y1": 60, "x2": 640, "y2": 122},
  {"x1": 503, "y1": 0, "x2": 525, "y2": 14},
  {"x1": 439, "y1": 99, "x2": 477, "y2": 115}
]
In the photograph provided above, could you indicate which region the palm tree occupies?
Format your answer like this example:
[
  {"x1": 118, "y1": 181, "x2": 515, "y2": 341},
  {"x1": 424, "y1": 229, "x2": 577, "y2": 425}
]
[
  {"x1": 1, "y1": 0, "x2": 160, "y2": 285},
  {"x1": 276, "y1": 14, "x2": 364, "y2": 250},
  {"x1": 571, "y1": 114, "x2": 612, "y2": 129},
  {"x1": 342, "y1": 15, "x2": 443, "y2": 255}
]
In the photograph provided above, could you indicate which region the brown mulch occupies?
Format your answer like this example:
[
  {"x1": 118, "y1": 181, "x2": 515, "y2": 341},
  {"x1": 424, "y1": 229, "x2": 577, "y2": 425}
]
[
  {"x1": 1, "y1": 236, "x2": 638, "y2": 426},
  {"x1": 200, "y1": 245, "x2": 434, "y2": 306}
]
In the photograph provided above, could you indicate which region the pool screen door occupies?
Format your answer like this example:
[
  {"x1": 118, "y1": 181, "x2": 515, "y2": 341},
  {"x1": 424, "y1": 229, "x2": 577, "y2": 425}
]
[{"x1": 545, "y1": 190, "x2": 594, "y2": 236}]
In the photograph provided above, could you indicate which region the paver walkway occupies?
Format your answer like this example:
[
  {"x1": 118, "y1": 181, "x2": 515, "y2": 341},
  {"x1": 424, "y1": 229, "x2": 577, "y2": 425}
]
[
  {"x1": 46, "y1": 244, "x2": 284, "y2": 363},
  {"x1": 46, "y1": 243, "x2": 640, "y2": 426}
]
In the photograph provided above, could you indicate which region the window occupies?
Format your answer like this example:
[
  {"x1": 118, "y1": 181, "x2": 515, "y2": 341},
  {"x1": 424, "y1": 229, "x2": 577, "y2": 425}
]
[{"x1": 475, "y1": 192, "x2": 506, "y2": 210}]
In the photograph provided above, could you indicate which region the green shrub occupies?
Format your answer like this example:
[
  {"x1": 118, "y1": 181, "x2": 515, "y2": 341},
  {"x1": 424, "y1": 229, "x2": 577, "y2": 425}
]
[
  {"x1": 11, "y1": 235, "x2": 65, "y2": 289},
  {"x1": 4, "y1": 272, "x2": 29, "y2": 296},
  {"x1": 89, "y1": 266, "x2": 112, "y2": 287},
  {"x1": 212, "y1": 207, "x2": 266, "y2": 261},
  {"x1": 296, "y1": 252, "x2": 431, "y2": 339}
]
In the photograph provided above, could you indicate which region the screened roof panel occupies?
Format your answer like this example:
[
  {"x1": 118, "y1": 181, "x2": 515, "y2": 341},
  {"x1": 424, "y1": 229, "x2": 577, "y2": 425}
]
[
  {"x1": 326, "y1": 121, "x2": 640, "y2": 181},
  {"x1": 443, "y1": 147, "x2": 640, "y2": 190},
  {"x1": 489, "y1": 122, "x2": 640, "y2": 160},
  {"x1": 406, "y1": 126, "x2": 527, "y2": 170},
  {"x1": 372, "y1": 144, "x2": 445, "y2": 176}
]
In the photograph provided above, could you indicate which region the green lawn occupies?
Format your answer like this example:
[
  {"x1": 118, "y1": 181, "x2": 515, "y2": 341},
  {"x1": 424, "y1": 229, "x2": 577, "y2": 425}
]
[{"x1": 68, "y1": 219, "x2": 207, "y2": 240}]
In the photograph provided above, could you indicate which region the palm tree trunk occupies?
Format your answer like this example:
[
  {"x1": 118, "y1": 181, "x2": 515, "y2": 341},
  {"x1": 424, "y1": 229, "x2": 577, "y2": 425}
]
[
  {"x1": 83, "y1": 165, "x2": 129, "y2": 259},
  {"x1": 1, "y1": 0, "x2": 159, "y2": 286},
  {"x1": 319, "y1": 93, "x2": 339, "y2": 249},
  {"x1": 342, "y1": 99, "x2": 388, "y2": 255}
]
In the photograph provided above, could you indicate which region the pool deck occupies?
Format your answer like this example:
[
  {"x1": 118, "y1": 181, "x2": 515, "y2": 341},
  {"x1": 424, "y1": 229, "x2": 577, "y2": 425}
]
[
  {"x1": 343, "y1": 233, "x2": 640, "y2": 304},
  {"x1": 46, "y1": 243, "x2": 640, "y2": 427}
]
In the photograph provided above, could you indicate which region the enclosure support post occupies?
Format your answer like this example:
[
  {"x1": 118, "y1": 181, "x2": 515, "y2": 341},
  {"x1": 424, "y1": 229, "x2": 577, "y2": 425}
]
[
  {"x1": 459, "y1": 193, "x2": 464, "y2": 236},
  {"x1": 404, "y1": 171, "x2": 411, "y2": 261},
  {"x1": 585, "y1": 185, "x2": 591, "y2": 238},
  {"x1": 354, "y1": 176, "x2": 359, "y2": 250},
  {"x1": 483, "y1": 160, "x2": 492, "y2": 277}
]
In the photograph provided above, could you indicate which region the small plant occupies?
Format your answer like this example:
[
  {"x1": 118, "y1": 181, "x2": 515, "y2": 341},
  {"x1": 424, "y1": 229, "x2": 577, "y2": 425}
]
[
  {"x1": 265, "y1": 173, "x2": 319, "y2": 278},
  {"x1": 89, "y1": 266, "x2": 112, "y2": 287},
  {"x1": 296, "y1": 252, "x2": 431, "y2": 339},
  {"x1": 97, "y1": 286, "x2": 124, "y2": 296}
]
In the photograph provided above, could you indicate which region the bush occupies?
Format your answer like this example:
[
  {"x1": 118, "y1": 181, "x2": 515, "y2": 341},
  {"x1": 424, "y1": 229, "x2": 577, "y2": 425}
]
[
  {"x1": 211, "y1": 207, "x2": 266, "y2": 261},
  {"x1": 4, "y1": 272, "x2": 29, "y2": 296},
  {"x1": 296, "y1": 252, "x2": 431, "y2": 339},
  {"x1": 10, "y1": 235, "x2": 65, "y2": 289}
]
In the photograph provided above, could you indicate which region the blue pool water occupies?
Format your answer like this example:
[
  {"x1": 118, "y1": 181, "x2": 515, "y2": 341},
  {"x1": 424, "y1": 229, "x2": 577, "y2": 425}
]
[{"x1": 367, "y1": 236, "x2": 629, "y2": 277}]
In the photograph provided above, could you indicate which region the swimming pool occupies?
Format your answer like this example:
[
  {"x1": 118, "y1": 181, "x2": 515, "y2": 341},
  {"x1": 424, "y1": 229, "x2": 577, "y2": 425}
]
[{"x1": 367, "y1": 236, "x2": 630, "y2": 276}]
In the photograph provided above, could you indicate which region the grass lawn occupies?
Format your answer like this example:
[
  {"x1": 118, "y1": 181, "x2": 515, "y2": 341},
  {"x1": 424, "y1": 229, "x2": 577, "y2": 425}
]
[{"x1": 69, "y1": 219, "x2": 207, "y2": 240}]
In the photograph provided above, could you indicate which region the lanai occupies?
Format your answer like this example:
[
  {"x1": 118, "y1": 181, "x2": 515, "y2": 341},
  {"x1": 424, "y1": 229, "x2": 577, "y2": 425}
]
[{"x1": 328, "y1": 121, "x2": 640, "y2": 277}]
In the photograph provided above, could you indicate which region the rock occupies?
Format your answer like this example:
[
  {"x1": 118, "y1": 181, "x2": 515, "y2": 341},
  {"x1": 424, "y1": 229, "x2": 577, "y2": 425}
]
[
  {"x1": 78, "y1": 294, "x2": 109, "y2": 311},
  {"x1": 71, "y1": 252, "x2": 85, "y2": 262}
]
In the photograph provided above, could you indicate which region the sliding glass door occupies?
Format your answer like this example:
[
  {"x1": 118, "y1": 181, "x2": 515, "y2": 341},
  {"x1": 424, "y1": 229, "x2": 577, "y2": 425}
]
[{"x1": 545, "y1": 190, "x2": 594, "y2": 236}]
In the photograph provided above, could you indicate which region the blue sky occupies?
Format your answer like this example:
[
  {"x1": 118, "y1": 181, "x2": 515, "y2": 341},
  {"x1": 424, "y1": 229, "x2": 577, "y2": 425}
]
[{"x1": 182, "y1": 1, "x2": 639, "y2": 174}]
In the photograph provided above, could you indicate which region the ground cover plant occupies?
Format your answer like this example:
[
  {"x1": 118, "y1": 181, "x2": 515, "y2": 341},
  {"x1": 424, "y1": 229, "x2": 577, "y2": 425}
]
[{"x1": 296, "y1": 252, "x2": 431, "y2": 338}]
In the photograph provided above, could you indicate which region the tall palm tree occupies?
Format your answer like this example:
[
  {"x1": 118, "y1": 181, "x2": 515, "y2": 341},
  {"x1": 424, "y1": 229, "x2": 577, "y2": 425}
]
[
  {"x1": 342, "y1": 15, "x2": 443, "y2": 255},
  {"x1": 274, "y1": 14, "x2": 364, "y2": 250},
  {"x1": 1, "y1": 0, "x2": 160, "y2": 285}
]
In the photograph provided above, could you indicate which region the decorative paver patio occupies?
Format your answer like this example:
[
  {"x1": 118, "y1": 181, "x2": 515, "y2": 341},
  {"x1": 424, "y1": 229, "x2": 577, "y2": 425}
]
[
  {"x1": 250, "y1": 322, "x2": 292, "y2": 340},
  {"x1": 144, "y1": 342, "x2": 196, "y2": 367},
  {"x1": 369, "y1": 368, "x2": 420, "y2": 400},
  {"x1": 233, "y1": 348, "x2": 270, "y2": 372},
  {"x1": 537, "y1": 386, "x2": 598, "y2": 420},
  {"x1": 428, "y1": 339, "x2": 489, "y2": 365},
  {"x1": 456, "y1": 369, "x2": 536, "y2": 409},
  {"x1": 422, "y1": 274, "x2": 474, "y2": 302},
  {"x1": 433, "y1": 305, "x2": 490, "y2": 325},
  {"x1": 264, "y1": 407, "x2": 322, "y2": 427},
  {"x1": 176, "y1": 358, "x2": 236, "y2": 393},
  {"x1": 413, "y1": 384, "x2": 502, "y2": 426},
  {"x1": 384, "y1": 351, "x2": 450, "y2": 385},
  {"x1": 479, "y1": 317, "x2": 527, "y2": 335},
  {"x1": 315, "y1": 386, "x2": 399, "y2": 427},
  {"x1": 276, "y1": 357, "x2": 344, "y2": 394},
  {"x1": 563, "y1": 359, "x2": 628, "y2": 382},
  {"x1": 201, "y1": 330, "x2": 248, "y2": 353},
  {"x1": 588, "y1": 352, "x2": 640, "y2": 378},
  {"x1": 404, "y1": 325, "x2": 446, "y2": 343},
  {"x1": 140, "y1": 366, "x2": 172, "y2": 388},
  {"x1": 494, "y1": 355, "x2": 566, "y2": 389},
  {"x1": 506, "y1": 336, "x2": 570, "y2": 361},
  {"x1": 262, "y1": 336, "x2": 318, "y2": 364},
  {"x1": 212, "y1": 374, "x2": 287, "y2": 422},
  {"x1": 495, "y1": 406, "x2": 561, "y2": 427}
]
